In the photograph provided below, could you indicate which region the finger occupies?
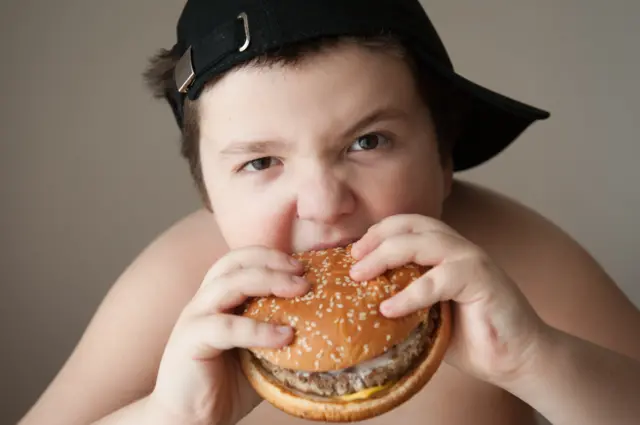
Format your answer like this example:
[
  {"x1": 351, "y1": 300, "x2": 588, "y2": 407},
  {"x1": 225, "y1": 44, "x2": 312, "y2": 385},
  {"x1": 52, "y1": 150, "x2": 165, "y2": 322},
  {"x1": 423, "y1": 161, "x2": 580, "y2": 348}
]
[
  {"x1": 351, "y1": 214, "x2": 461, "y2": 260},
  {"x1": 350, "y1": 232, "x2": 464, "y2": 281},
  {"x1": 187, "y1": 314, "x2": 295, "y2": 360},
  {"x1": 380, "y1": 257, "x2": 485, "y2": 318},
  {"x1": 187, "y1": 267, "x2": 310, "y2": 316},
  {"x1": 202, "y1": 245, "x2": 304, "y2": 286}
]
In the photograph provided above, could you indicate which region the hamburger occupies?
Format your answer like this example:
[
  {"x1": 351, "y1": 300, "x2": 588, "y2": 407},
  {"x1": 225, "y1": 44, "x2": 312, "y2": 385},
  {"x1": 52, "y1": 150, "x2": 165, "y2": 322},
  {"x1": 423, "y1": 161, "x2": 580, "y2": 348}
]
[{"x1": 238, "y1": 244, "x2": 451, "y2": 422}]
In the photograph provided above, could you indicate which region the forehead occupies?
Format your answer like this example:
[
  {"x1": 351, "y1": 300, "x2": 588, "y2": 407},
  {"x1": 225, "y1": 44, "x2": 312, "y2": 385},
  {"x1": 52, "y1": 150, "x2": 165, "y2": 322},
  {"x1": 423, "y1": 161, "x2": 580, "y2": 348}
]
[{"x1": 196, "y1": 43, "x2": 425, "y2": 145}]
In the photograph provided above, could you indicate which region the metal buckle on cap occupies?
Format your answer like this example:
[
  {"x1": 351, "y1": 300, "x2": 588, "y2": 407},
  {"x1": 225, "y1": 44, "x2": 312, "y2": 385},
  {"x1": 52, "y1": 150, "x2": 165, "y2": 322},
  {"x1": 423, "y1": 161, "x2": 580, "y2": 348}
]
[
  {"x1": 175, "y1": 46, "x2": 195, "y2": 94},
  {"x1": 237, "y1": 12, "x2": 250, "y2": 52},
  {"x1": 175, "y1": 12, "x2": 251, "y2": 94}
]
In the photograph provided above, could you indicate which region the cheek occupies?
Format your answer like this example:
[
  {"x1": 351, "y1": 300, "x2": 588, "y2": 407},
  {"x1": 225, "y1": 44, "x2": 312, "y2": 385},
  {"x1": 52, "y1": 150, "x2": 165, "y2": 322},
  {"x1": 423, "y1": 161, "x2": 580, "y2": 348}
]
[
  {"x1": 214, "y1": 207, "x2": 273, "y2": 249},
  {"x1": 359, "y1": 157, "x2": 446, "y2": 218},
  {"x1": 210, "y1": 196, "x2": 281, "y2": 249},
  {"x1": 205, "y1": 176, "x2": 298, "y2": 250}
]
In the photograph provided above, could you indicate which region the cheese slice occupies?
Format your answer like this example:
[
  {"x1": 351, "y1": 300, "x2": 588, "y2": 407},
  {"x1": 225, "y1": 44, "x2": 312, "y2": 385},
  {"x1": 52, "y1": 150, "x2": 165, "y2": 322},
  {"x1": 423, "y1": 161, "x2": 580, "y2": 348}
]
[{"x1": 335, "y1": 382, "x2": 394, "y2": 401}]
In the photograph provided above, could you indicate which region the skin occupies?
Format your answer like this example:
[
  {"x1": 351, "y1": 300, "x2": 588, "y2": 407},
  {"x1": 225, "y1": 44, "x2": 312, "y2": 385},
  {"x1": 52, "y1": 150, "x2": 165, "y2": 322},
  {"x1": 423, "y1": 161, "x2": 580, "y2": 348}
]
[{"x1": 17, "y1": 44, "x2": 640, "y2": 425}]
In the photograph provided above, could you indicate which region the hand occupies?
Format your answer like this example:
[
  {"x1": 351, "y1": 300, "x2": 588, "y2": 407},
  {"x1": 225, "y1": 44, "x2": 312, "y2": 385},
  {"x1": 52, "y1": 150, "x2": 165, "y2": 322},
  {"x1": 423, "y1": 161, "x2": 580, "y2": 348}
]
[
  {"x1": 147, "y1": 246, "x2": 310, "y2": 425},
  {"x1": 348, "y1": 214, "x2": 548, "y2": 386}
]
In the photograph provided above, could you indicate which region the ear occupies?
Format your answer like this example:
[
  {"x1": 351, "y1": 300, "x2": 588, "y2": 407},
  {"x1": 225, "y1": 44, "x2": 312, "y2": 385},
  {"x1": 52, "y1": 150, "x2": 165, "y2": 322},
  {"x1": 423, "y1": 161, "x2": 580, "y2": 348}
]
[{"x1": 441, "y1": 152, "x2": 454, "y2": 199}]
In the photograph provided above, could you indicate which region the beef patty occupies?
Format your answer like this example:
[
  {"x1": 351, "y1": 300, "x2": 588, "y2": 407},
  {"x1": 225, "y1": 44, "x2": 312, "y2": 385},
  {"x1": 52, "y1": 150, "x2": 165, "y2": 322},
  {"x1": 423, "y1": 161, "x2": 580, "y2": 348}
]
[{"x1": 254, "y1": 306, "x2": 440, "y2": 398}]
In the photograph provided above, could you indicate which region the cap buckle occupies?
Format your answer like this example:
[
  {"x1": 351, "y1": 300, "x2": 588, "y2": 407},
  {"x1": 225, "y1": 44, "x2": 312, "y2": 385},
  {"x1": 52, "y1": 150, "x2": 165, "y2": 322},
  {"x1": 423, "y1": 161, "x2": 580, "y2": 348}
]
[
  {"x1": 175, "y1": 12, "x2": 251, "y2": 94},
  {"x1": 175, "y1": 46, "x2": 195, "y2": 94},
  {"x1": 238, "y1": 12, "x2": 250, "y2": 52}
]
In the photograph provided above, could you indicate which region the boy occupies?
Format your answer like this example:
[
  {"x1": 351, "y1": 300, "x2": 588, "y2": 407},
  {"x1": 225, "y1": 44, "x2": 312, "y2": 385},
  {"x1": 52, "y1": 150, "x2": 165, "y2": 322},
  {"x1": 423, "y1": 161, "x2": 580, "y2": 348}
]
[{"x1": 18, "y1": 1, "x2": 640, "y2": 424}]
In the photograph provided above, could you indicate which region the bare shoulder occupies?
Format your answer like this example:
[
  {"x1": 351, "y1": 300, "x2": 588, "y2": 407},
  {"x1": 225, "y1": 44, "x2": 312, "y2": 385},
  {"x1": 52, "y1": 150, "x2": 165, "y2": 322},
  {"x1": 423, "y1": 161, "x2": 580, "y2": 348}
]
[
  {"x1": 19, "y1": 209, "x2": 226, "y2": 425},
  {"x1": 443, "y1": 180, "x2": 640, "y2": 359}
]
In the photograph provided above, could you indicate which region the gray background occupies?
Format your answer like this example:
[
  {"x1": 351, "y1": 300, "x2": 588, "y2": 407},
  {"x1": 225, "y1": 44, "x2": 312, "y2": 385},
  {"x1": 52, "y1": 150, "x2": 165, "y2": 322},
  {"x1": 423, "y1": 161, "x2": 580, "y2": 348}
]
[{"x1": 1, "y1": 0, "x2": 638, "y2": 423}]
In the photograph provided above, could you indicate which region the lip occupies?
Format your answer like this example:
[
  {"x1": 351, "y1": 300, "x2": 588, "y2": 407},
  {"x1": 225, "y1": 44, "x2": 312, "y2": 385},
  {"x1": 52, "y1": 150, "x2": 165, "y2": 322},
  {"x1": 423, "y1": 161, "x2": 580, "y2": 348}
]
[{"x1": 307, "y1": 237, "x2": 360, "y2": 252}]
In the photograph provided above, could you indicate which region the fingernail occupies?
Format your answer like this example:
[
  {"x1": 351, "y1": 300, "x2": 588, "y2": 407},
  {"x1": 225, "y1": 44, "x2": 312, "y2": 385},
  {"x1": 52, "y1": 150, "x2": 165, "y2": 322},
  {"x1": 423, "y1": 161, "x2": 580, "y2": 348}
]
[
  {"x1": 380, "y1": 300, "x2": 396, "y2": 316},
  {"x1": 380, "y1": 301, "x2": 393, "y2": 314},
  {"x1": 350, "y1": 264, "x2": 366, "y2": 280},
  {"x1": 276, "y1": 326, "x2": 292, "y2": 335},
  {"x1": 289, "y1": 257, "x2": 302, "y2": 267},
  {"x1": 292, "y1": 276, "x2": 307, "y2": 285}
]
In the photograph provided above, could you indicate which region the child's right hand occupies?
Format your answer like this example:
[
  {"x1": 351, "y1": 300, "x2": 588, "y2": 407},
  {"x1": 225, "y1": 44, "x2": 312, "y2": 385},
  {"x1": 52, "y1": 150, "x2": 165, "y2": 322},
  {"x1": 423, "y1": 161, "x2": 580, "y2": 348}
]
[{"x1": 146, "y1": 246, "x2": 309, "y2": 425}]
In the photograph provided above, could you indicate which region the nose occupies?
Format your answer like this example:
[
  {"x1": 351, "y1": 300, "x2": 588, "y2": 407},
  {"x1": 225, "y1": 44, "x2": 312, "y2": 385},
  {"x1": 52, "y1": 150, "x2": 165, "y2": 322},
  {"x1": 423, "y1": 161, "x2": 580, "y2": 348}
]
[{"x1": 295, "y1": 163, "x2": 355, "y2": 224}]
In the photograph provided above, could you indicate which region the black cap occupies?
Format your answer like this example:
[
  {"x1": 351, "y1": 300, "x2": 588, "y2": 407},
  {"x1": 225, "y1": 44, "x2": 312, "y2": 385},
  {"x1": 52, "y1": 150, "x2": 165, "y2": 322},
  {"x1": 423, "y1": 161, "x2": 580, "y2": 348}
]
[{"x1": 166, "y1": 0, "x2": 551, "y2": 171}]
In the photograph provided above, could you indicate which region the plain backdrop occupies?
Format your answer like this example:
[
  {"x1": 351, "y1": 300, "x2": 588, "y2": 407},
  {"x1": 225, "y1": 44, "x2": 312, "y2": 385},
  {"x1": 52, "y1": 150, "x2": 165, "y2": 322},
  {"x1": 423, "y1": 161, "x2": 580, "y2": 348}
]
[{"x1": 1, "y1": 1, "x2": 638, "y2": 424}]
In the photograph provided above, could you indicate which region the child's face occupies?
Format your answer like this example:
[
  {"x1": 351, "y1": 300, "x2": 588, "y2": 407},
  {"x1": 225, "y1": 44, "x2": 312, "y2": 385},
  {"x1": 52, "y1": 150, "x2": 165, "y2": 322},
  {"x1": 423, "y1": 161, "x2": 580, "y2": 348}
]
[{"x1": 198, "y1": 43, "x2": 453, "y2": 253}]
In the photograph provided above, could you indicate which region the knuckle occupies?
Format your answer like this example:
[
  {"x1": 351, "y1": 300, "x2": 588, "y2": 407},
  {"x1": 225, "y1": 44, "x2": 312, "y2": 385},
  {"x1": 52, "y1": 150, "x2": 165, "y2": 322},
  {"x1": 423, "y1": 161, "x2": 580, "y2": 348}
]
[
  {"x1": 468, "y1": 247, "x2": 491, "y2": 267},
  {"x1": 253, "y1": 321, "x2": 274, "y2": 340},
  {"x1": 412, "y1": 277, "x2": 434, "y2": 300},
  {"x1": 242, "y1": 266, "x2": 285, "y2": 286},
  {"x1": 213, "y1": 314, "x2": 237, "y2": 335},
  {"x1": 204, "y1": 315, "x2": 238, "y2": 351},
  {"x1": 464, "y1": 248, "x2": 494, "y2": 278}
]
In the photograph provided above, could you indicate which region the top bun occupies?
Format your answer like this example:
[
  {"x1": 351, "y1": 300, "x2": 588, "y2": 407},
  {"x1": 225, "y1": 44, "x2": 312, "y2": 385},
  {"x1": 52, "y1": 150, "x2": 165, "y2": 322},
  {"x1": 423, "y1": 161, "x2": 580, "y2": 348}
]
[{"x1": 241, "y1": 244, "x2": 430, "y2": 372}]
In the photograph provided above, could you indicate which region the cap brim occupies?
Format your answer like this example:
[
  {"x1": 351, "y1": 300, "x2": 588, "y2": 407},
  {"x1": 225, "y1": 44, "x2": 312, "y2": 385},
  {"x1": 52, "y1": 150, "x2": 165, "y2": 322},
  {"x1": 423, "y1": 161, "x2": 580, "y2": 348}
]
[{"x1": 411, "y1": 49, "x2": 551, "y2": 172}]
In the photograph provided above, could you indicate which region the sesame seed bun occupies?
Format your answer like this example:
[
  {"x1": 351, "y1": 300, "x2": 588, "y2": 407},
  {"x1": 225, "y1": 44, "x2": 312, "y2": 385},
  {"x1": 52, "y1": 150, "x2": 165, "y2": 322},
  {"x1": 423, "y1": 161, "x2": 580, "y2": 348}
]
[{"x1": 238, "y1": 245, "x2": 452, "y2": 422}]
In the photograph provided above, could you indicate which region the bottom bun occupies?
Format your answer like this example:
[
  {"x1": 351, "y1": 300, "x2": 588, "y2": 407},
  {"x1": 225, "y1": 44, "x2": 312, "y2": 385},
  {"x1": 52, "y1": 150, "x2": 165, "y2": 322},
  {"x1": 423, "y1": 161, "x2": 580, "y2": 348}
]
[{"x1": 238, "y1": 301, "x2": 452, "y2": 423}]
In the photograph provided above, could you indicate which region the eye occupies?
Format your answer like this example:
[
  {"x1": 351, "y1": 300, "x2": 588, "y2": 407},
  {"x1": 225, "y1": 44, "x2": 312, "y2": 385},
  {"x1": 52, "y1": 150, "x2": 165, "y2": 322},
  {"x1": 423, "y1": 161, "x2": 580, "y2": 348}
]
[
  {"x1": 348, "y1": 133, "x2": 390, "y2": 152},
  {"x1": 240, "y1": 157, "x2": 282, "y2": 172}
]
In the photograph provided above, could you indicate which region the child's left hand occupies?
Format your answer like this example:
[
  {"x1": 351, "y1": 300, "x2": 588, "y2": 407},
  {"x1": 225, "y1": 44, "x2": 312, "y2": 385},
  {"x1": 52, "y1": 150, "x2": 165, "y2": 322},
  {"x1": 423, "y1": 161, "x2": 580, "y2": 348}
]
[{"x1": 349, "y1": 213, "x2": 549, "y2": 387}]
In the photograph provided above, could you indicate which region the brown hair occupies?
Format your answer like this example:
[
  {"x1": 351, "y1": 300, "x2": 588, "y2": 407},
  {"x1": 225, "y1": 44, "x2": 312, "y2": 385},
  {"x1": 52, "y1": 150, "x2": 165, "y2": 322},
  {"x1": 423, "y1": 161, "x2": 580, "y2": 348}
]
[{"x1": 143, "y1": 35, "x2": 469, "y2": 209}]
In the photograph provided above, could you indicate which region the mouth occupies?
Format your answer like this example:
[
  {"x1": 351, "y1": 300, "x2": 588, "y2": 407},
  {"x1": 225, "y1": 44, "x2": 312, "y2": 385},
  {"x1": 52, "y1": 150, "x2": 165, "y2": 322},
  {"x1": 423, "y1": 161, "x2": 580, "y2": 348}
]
[{"x1": 307, "y1": 237, "x2": 360, "y2": 252}]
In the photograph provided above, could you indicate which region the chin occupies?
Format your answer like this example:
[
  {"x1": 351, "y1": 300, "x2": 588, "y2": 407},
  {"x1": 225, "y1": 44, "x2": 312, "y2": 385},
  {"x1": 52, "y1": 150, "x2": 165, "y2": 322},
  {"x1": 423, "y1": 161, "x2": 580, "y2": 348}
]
[{"x1": 238, "y1": 244, "x2": 451, "y2": 422}]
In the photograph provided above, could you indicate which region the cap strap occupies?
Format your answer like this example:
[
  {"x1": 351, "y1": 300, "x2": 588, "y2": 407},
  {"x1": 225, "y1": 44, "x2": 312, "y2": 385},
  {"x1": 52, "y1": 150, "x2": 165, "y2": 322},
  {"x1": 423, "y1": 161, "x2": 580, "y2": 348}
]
[{"x1": 174, "y1": 12, "x2": 251, "y2": 95}]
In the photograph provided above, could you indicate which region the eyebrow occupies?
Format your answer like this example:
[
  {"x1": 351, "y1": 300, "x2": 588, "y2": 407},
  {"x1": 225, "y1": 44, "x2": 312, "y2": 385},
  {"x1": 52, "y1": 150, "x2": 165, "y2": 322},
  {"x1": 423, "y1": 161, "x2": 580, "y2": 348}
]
[
  {"x1": 218, "y1": 106, "x2": 409, "y2": 157},
  {"x1": 219, "y1": 139, "x2": 288, "y2": 156},
  {"x1": 340, "y1": 106, "x2": 409, "y2": 139}
]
